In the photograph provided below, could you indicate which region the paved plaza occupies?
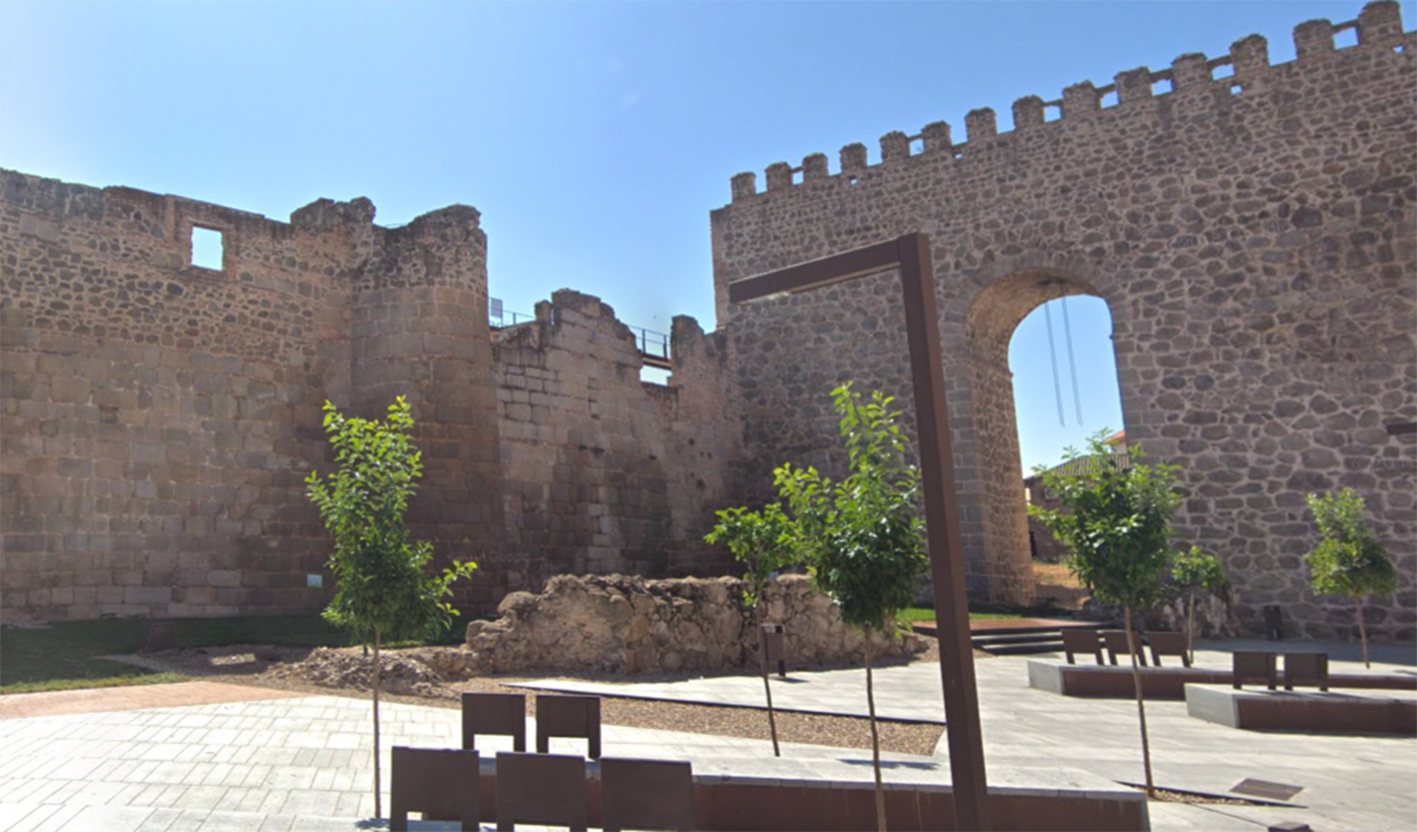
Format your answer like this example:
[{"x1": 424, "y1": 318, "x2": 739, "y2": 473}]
[{"x1": 1, "y1": 641, "x2": 1414, "y2": 831}]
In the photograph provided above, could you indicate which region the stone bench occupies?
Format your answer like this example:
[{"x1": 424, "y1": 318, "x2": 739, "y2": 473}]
[{"x1": 1185, "y1": 684, "x2": 1417, "y2": 735}]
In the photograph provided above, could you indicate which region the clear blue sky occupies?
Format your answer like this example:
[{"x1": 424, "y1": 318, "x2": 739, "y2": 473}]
[{"x1": 2, "y1": 1, "x2": 1405, "y2": 471}]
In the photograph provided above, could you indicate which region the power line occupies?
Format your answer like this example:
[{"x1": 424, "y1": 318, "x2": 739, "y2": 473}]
[
  {"x1": 1043, "y1": 301, "x2": 1066, "y2": 428},
  {"x1": 1061, "y1": 296, "x2": 1084, "y2": 426}
]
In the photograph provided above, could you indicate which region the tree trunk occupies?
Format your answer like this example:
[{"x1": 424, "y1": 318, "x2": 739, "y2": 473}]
[
  {"x1": 759, "y1": 622, "x2": 781, "y2": 757},
  {"x1": 1356, "y1": 596, "x2": 1370, "y2": 669},
  {"x1": 1185, "y1": 590, "x2": 1197, "y2": 665},
  {"x1": 865, "y1": 635, "x2": 886, "y2": 832},
  {"x1": 1124, "y1": 608, "x2": 1156, "y2": 798},
  {"x1": 372, "y1": 629, "x2": 383, "y2": 819}
]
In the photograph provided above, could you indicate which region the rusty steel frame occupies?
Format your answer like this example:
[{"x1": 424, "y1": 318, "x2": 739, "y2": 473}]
[{"x1": 727, "y1": 233, "x2": 991, "y2": 831}]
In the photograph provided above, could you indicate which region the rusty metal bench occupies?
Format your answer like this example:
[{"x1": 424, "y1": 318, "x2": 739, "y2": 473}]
[
  {"x1": 1284, "y1": 652, "x2": 1330, "y2": 692},
  {"x1": 1103, "y1": 630, "x2": 1148, "y2": 667},
  {"x1": 537, "y1": 694, "x2": 602, "y2": 759},
  {"x1": 1233, "y1": 651, "x2": 1278, "y2": 690},
  {"x1": 390, "y1": 746, "x2": 480, "y2": 832},
  {"x1": 463, "y1": 691, "x2": 526, "y2": 752},
  {"x1": 496, "y1": 751, "x2": 587, "y2": 832},
  {"x1": 1062, "y1": 629, "x2": 1105, "y2": 665},
  {"x1": 601, "y1": 757, "x2": 696, "y2": 832},
  {"x1": 1145, "y1": 631, "x2": 1191, "y2": 668}
]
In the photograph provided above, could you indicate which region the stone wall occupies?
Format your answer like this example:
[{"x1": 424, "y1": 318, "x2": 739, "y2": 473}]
[
  {"x1": 463, "y1": 573, "x2": 925, "y2": 674},
  {"x1": 712, "y1": 3, "x2": 1416, "y2": 640},
  {"x1": 491, "y1": 291, "x2": 736, "y2": 603},
  {"x1": 0, "y1": 171, "x2": 736, "y2": 622}
]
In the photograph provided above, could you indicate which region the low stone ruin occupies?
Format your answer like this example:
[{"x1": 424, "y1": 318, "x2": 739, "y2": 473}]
[
  {"x1": 264, "y1": 646, "x2": 452, "y2": 697},
  {"x1": 463, "y1": 573, "x2": 925, "y2": 674}
]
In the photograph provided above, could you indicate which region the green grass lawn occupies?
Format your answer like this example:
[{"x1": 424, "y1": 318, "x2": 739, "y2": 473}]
[
  {"x1": 897, "y1": 604, "x2": 1052, "y2": 624},
  {"x1": 0, "y1": 615, "x2": 353, "y2": 695}
]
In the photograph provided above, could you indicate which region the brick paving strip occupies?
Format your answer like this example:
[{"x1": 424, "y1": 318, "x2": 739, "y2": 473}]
[{"x1": 0, "y1": 681, "x2": 310, "y2": 720}]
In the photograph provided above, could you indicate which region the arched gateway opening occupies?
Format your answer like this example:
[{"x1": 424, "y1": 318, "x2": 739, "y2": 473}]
[{"x1": 963, "y1": 270, "x2": 1126, "y2": 609}]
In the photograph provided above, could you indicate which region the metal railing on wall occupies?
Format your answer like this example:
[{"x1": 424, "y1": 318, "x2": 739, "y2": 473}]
[{"x1": 490, "y1": 298, "x2": 669, "y2": 361}]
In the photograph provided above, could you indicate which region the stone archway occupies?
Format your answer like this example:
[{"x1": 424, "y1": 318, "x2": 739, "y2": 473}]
[{"x1": 962, "y1": 269, "x2": 1120, "y2": 608}]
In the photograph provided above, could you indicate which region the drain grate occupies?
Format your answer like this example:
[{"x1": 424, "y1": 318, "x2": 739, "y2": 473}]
[{"x1": 1231, "y1": 778, "x2": 1304, "y2": 802}]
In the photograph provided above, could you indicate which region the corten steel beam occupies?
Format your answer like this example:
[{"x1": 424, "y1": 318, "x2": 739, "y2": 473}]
[{"x1": 728, "y1": 233, "x2": 992, "y2": 831}]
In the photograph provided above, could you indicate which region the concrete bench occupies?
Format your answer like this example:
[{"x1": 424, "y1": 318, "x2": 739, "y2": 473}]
[
  {"x1": 1028, "y1": 659, "x2": 1417, "y2": 700},
  {"x1": 1186, "y1": 684, "x2": 1417, "y2": 735}
]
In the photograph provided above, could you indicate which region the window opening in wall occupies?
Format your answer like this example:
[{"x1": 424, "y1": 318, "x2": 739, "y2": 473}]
[
  {"x1": 1396, "y1": 44, "x2": 1407, "y2": 54},
  {"x1": 191, "y1": 226, "x2": 224, "y2": 271},
  {"x1": 641, "y1": 366, "x2": 671, "y2": 386},
  {"x1": 1334, "y1": 26, "x2": 1359, "y2": 49},
  {"x1": 1100, "y1": 89, "x2": 1119, "y2": 108},
  {"x1": 792, "y1": 169, "x2": 804, "y2": 185},
  {"x1": 909, "y1": 137, "x2": 924, "y2": 155},
  {"x1": 1212, "y1": 62, "x2": 1234, "y2": 80},
  {"x1": 1044, "y1": 104, "x2": 1062, "y2": 123},
  {"x1": 1152, "y1": 78, "x2": 1174, "y2": 96}
]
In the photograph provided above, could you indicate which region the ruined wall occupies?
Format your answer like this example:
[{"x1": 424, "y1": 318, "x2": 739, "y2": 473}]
[
  {"x1": 1, "y1": 171, "x2": 736, "y2": 621},
  {"x1": 0, "y1": 172, "x2": 357, "y2": 620},
  {"x1": 491, "y1": 291, "x2": 735, "y2": 603},
  {"x1": 712, "y1": 3, "x2": 1416, "y2": 640}
]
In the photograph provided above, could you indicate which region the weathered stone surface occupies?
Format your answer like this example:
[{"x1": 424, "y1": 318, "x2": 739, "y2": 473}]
[
  {"x1": 711, "y1": 5, "x2": 1416, "y2": 642},
  {"x1": 0, "y1": 173, "x2": 735, "y2": 623},
  {"x1": 462, "y1": 574, "x2": 924, "y2": 674}
]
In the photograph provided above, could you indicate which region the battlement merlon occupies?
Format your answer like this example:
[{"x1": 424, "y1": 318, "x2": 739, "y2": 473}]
[{"x1": 722, "y1": 0, "x2": 1409, "y2": 203}]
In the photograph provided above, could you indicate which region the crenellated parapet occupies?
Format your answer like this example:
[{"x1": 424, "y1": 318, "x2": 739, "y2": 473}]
[{"x1": 724, "y1": 1, "x2": 1409, "y2": 204}]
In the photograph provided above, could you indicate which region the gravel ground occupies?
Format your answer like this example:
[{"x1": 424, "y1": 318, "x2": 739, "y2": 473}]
[{"x1": 120, "y1": 640, "x2": 976, "y2": 758}]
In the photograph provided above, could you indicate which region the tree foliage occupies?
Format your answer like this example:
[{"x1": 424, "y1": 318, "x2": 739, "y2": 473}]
[
  {"x1": 306, "y1": 397, "x2": 477, "y2": 645},
  {"x1": 1304, "y1": 488, "x2": 1397, "y2": 601},
  {"x1": 1028, "y1": 432, "x2": 1181, "y2": 612},
  {"x1": 705, "y1": 503, "x2": 798, "y2": 610},
  {"x1": 774, "y1": 384, "x2": 929, "y2": 634},
  {"x1": 305, "y1": 397, "x2": 476, "y2": 819},
  {"x1": 1172, "y1": 546, "x2": 1228, "y2": 597},
  {"x1": 773, "y1": 384, "x2": 928, "y2": 832},
  {"x1": 1304, "y1": 488, "x2": 1396, "y2": 668},
  {"x1": 1170, "y1": 546, "x2": 1227, "y2": 662},
  {"x1": 1027, "y1": 429, "x2": 1182, "y2": 798}
]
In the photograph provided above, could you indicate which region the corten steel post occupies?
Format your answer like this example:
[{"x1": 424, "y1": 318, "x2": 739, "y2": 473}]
[{"x1": 728, "y1": 233, "x2": 991, "y2": 831}]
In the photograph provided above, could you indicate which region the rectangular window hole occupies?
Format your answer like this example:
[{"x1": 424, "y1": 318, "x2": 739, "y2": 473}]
[
  {"x1": 1044, "y1": 104, "x2": 1062, "y2": 122},
  {"x1": 1100, "y1": 90, "x2": 1119, "y2": 108},
  {"x1": 1334, "y1": 27, "x2": 1358, "y2": 49},
  {"x1": 847, "y1": 175, "x2": 860, "y2": 185},
  {"x1": 1152, "y1": 78, "x2": 1174, "y2": 95},
  {"x1": 792, "y1": 169, "x2": 804, "y2": 185},
  {"x1": 1212, "y1": 62, "x2": 1234, "y2": 80},
  {"x1": 191, "y1": 226, "x2": 224, "y2": 271},
  {"x1": 909, "y1": 137, "x2": 924, "y2": 155},
  {"x1": 1230, "y1": 81, "x2": 1243, "y2": 96},
  {"x1": 640, "y1": 366, "x2": 670, "y2": 386}
]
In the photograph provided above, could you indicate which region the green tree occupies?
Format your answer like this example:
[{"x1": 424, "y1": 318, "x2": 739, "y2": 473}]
[
  {"x1": 705, "y1": 503, "x2": 799, "y2": 757},
  {"x1": 775, "y1": 385, "x2": 929, "y2": 832},
  {"x1": 1029, "y1": 431, "x2": 1180, "y2": 798},
  {"x1": 1171, "y1": 546, "x2": 1228, "y2": 664},
  {"x1": 1304, "y1": 488, "x2": 1398, "y2": 668},
  {"x1": 305, "y1": 397, "x2": 477, "y2": 819}
]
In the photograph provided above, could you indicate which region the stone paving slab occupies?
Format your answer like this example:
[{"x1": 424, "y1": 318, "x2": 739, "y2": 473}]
[
  {"x1": 0, "y1": 682, "x2": 310, "y2": 720},
  {"x1": 515, "y1": 640, "x2": 1417, "y2": 830},
  {"x1": 508, "y1": 668, "x2": 948, "y2": 723}
]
